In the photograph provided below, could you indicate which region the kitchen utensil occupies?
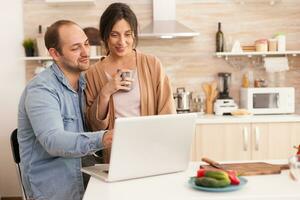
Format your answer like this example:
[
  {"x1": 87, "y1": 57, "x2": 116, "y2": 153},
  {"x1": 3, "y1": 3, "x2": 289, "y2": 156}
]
[
  {"x1": 200, "y1": 162, "x2": 289, "y2": 176},
  {"x1": 202, "y1": 82, "x2": 215, "y2": 114},
  {"x1": 210, "y1": 82, "x2": 218, "y2": 102},
  {"x1": 191, "y1": 96, "x2": 202, "y2": 112},
  {"x1": 202, "y1": 83, "x2": 210, "y2": 97},
  {"x1": 173, "y1": 87, "x2": 192, "y2": 112},
  {"x1": 201, "y1": 157, "x2": 226, "y2": 170},
  {"x1": 189, "y1": 176, "x2": 248, "y2": 192}
]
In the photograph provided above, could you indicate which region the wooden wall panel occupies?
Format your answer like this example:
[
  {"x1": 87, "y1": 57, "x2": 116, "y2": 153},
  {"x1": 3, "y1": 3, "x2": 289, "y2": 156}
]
[{"x1": 23, "y1": 0, "x2": 300, "y2": 112}]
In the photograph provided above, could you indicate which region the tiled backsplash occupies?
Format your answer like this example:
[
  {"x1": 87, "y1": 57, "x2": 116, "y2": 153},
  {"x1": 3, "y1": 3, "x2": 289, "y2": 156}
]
[{"x1": 23, "y1": 0, "x2": 300, "y2": 112}]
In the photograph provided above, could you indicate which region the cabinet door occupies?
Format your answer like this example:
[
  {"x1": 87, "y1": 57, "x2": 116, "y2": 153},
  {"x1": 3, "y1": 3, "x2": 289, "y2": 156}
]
[
  {"x1": 190, "y1": 128, "x2": 197, "y2": 161},
  {"x1": 194, "y1": 123, "x2": 251, "y2": 161},
  {"x1": 252, "y1": 122, "x2": 300, "y2": 160}
]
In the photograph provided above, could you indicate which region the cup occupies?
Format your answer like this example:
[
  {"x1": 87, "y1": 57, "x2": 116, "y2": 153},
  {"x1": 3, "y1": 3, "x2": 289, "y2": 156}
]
[
  {"x1": 268, "y1": 39, "x2": 277, "y2": 51},
  {"x1": 119, "y1": 69, "x2": 135, "y2": 91},
  {"x1": 288, "y1": 155, "x2": 300, "y2": 182},
  {"x1": 120, "y1": 70, "x2": 134, "y2": 80}
]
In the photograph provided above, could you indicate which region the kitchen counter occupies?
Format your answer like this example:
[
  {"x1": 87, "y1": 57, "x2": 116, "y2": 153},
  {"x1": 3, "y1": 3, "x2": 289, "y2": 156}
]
[
  {"x1": 195, "y1": 114, "x2": 300, "y2": 124},
  {"x1": 83, "y1": 160, "x2": 300, "y2": 200}
]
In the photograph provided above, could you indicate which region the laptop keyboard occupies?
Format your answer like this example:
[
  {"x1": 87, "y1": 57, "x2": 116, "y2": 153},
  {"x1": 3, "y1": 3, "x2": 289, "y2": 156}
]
[{"x1": 88, "y1": 166, "x2": 109, "y2": 174}]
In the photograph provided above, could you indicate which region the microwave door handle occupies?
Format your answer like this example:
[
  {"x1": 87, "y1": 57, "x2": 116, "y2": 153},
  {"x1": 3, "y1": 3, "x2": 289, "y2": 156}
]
[
  {"x1": 276, "y1": 93, "x2": 280, "y2": 108},
  {"x1": 254, "y1": 126, "x2": 260, "y2": 151}
]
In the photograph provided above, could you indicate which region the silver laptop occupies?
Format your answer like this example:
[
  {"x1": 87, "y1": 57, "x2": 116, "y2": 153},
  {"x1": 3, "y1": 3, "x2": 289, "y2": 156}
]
[{"x1": 81, "y1": 113, "x2": 197, "y2": 182}]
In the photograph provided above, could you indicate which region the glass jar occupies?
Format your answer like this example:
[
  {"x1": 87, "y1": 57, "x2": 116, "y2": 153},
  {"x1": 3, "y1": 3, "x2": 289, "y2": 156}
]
[
  {"x1": 242, "y1": 73, "x2": 249, "y2": 88},
  {"x1": 255, "y1": 39, "x2": 268, "y2": 52},
  {"x1": 268, "y1": 39, "x2": 277, "y2": 51},
  {"x1": 275, "y1": 33, "x2": 286, "y2": 52}
]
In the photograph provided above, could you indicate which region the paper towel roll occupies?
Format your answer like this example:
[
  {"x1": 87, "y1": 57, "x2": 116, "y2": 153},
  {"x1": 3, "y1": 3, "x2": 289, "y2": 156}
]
[{"x1": 264, "y1": 57, "x2": 289, "y2": 72}]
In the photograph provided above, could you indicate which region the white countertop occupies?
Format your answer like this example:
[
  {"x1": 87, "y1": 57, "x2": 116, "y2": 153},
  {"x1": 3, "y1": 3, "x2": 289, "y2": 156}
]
[
  {"x1": 195, "y1": 114, "x2": 300, "y2": 124},
  {"x1": 83, "y1": 160, "x2": 300, "y2": 200}
]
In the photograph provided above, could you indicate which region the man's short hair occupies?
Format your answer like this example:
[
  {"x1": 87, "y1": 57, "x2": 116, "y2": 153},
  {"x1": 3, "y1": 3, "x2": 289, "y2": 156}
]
[{"x1": 44, "y1": 20, "x2": 78, "y2": 54}]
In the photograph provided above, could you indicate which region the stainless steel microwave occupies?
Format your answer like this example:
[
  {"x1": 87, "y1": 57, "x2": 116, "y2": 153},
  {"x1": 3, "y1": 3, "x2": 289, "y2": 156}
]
[{"x1": 240, "y1": 87, "x2": 295, "y2": 115}]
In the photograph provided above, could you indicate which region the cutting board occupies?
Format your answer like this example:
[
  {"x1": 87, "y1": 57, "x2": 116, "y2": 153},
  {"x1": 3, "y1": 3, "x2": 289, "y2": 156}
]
[{"x1": 200, "y1": 162, "x2": 289, "y2": 176}]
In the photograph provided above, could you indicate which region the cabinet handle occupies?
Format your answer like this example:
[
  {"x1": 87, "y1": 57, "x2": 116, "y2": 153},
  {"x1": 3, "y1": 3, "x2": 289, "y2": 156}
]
[
  {"x1": 243, "y1": 127, "x2": 248, "y2": 151},
  {"x1": 255, "y1": 126, "x2": 260, "y2": 151}
]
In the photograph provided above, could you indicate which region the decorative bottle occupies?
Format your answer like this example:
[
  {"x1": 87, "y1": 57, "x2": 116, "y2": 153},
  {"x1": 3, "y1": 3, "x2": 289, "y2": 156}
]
[
  {"x1": 36, "y1": 25, "x2": 48, "y2": 57},
  {"x1": 216, "y1": 22, "x2": 224, "y2": 52}
]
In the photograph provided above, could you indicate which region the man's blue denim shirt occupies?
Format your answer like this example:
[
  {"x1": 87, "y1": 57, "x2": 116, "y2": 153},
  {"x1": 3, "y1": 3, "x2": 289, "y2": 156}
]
[{"x1": 18, "y1": 63, "x2": 105, "y2": 200}]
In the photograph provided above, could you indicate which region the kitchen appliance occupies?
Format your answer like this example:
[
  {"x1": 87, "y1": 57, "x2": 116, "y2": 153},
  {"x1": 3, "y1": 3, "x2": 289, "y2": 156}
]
[
  {"x1": 214, "y1": 73, "x2": 238, "y2": 115},
  {"x1": 240, "y1": 87, "x2": 295, "y2": 115},
  {"x1": 140, "y1": 0, "x2": 199, "y2": 39},
  {"x1": 173, "y1": 87, "x2": 192, "y2": 113}
]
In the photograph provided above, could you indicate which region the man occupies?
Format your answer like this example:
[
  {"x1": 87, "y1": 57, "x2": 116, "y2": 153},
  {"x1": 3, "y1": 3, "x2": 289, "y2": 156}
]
[{"x1": 18, "y1": 20, "x2": 112, "y2": 200}]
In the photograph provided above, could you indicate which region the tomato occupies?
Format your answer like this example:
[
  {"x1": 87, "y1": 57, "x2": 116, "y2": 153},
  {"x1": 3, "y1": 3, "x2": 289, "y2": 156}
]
[
  {"x1": 197, "y1": 169, "x2": 206, "y2": 177},
  {"x1": 226, "y1": 170, "x2": 240, "y2": 185}
]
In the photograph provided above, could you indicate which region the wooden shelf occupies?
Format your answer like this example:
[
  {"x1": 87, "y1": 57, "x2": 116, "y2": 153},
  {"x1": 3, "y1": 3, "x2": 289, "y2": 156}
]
[
  {"x1": 22, "y1": 56, "x2": 102, "y2": 61},
  {"x1": 216, "y1": 51, "x2": 300, "y2": 59}
]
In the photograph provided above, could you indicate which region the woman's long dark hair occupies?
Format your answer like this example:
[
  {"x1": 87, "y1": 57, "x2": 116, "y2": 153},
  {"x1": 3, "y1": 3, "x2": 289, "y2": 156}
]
[{"x1": 99, "y1": 3, "x2": 138, "y2": 53}]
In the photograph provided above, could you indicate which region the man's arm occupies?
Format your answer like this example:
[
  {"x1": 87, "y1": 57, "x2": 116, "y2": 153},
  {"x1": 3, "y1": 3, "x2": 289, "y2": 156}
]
[{"x1": 25, "y1": 84, "x2": 106, "y2": 157}]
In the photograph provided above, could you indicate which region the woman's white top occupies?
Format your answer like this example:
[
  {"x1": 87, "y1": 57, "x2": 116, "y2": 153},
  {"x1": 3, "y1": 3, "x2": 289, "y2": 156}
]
[{"x1": 106, "y1": 70, "x2": 141, "y2": 118}]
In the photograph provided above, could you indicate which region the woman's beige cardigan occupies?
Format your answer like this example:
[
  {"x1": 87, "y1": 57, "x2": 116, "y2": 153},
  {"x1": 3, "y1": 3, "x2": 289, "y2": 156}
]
[{"x1": 85, "y1": 50, "x2": 176, "y2": 132}]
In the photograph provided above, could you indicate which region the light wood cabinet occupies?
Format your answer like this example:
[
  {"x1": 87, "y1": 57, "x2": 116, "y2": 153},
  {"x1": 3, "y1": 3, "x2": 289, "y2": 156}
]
[
  {"x1": 252, "y1": 122, "x2": 300, "y2": 160},
  {"x1": 192, "y1": 122, "x2": 300, "y2": 161}
]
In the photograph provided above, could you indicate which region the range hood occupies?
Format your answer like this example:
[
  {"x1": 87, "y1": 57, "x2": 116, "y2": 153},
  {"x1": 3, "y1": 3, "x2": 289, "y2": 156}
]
[{"x1": 140, "y1": 0, "x2": 199, "y2": 39}]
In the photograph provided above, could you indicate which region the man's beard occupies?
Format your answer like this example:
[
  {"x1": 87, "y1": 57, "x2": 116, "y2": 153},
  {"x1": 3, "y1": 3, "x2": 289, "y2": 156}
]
[{"x1": 62, "y1": 59, "x2": 89, "y2": 73}]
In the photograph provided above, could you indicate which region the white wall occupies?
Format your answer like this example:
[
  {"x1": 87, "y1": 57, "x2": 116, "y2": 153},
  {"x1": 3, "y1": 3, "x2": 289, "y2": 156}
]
[{"x1": 0, "y1": 0, "x2": 25, "y2": 197}]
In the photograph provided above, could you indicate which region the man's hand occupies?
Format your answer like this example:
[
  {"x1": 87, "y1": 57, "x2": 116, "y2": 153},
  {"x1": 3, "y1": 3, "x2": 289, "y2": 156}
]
[{"x1": 102, "y1": 130, "x2": 113, "y2": 148}]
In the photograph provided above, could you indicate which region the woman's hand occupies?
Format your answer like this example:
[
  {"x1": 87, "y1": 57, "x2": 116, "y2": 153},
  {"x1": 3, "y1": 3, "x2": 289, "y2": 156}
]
[{"x1": 101, "y1": 69, "x2": 134, "y2": 97}]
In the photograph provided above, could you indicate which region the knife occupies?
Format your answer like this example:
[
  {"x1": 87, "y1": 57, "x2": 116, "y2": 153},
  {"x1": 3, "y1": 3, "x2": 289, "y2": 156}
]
[{"x1": 201, "y1": 157, "x2": 226, "y2": 170}]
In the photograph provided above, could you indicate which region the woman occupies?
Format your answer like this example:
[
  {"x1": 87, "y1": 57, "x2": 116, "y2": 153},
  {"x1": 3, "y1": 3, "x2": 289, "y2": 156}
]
[{"x1": 85, "y1": 3, "x2": 176, "y2": 161}]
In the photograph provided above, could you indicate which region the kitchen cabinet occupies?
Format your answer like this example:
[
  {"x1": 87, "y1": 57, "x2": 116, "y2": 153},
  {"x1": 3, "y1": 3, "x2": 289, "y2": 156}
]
[
  {"x1": 253, "y1": 122, "x2": 300, "y2": 160},
  {"x1": 192, "y1": 123, "x2": 251, "y2": 161},
  {"x1": 192, "y1": 122, "x2": 300, "y2": 161}
]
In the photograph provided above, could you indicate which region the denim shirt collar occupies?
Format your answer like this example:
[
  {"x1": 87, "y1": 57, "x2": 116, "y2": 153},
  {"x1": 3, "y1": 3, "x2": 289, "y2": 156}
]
[{"x1": 51, "y1": 63, "x2": 86, "y2": 92}]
